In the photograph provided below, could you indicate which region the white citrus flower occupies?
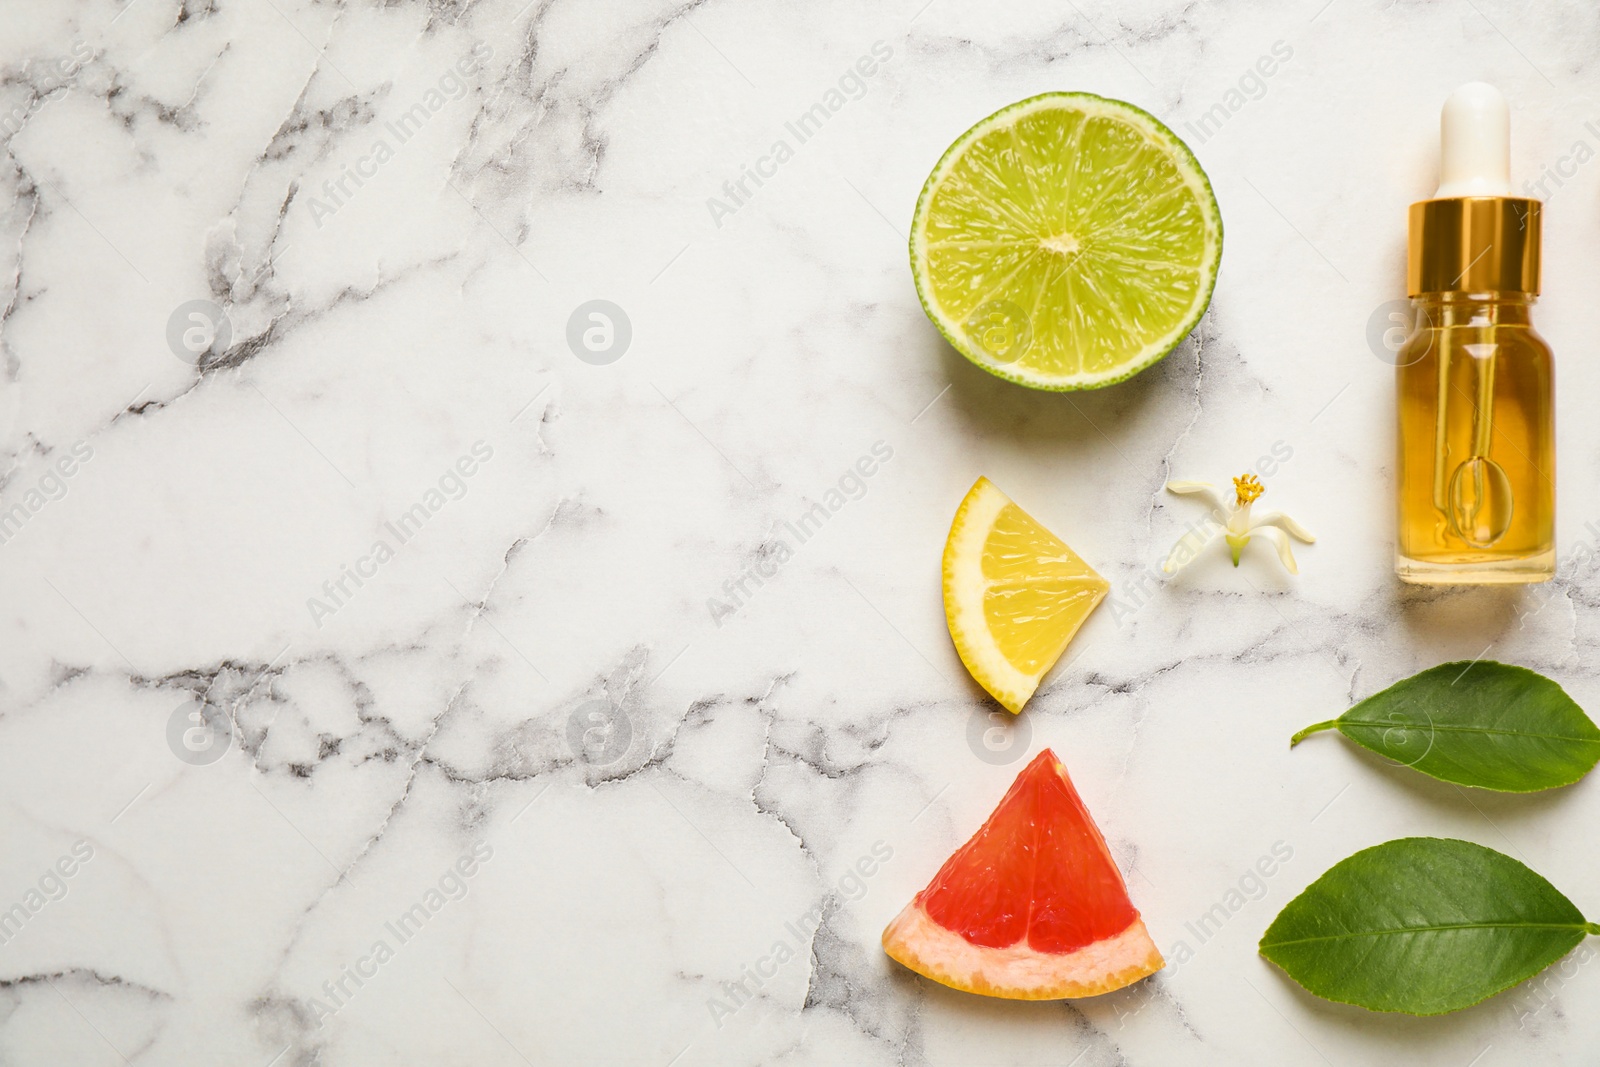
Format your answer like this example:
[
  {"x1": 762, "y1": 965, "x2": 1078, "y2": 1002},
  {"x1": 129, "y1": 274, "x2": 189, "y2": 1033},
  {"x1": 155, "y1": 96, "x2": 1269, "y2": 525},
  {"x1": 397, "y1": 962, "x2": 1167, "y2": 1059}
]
[{"x1": 1162, "y1": 474, "x2": 1314, "y2": 574}]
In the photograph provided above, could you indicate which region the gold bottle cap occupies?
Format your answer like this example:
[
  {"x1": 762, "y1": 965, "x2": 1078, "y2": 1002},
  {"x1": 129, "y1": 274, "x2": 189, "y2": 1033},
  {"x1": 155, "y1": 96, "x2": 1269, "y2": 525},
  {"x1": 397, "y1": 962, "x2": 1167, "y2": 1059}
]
[{"x1": 1407, "y1": 196, "x2": 1541, "y2": 296}]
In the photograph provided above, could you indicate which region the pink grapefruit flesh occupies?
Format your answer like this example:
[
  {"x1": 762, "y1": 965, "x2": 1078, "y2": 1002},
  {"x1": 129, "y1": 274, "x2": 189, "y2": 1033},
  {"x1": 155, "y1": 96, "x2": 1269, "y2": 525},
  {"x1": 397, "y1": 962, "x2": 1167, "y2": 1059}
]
[{"x1": 883, "y1": 749, "x2": 1162, "y2": 999}]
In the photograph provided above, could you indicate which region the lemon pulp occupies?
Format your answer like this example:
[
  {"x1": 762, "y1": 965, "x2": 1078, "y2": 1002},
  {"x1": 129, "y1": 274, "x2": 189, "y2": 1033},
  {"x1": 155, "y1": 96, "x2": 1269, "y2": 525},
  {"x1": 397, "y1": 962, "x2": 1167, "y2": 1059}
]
[{"x1": 943, "y1": 477, "x2": 1108, "y2": 712}]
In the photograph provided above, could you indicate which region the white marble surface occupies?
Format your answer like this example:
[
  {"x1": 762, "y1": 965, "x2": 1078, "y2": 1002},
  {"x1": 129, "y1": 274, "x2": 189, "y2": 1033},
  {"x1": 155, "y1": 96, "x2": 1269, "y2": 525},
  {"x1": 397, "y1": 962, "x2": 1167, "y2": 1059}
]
[{"x1": 2, "y1": 0, "x2": 1600, "y2": 1063}]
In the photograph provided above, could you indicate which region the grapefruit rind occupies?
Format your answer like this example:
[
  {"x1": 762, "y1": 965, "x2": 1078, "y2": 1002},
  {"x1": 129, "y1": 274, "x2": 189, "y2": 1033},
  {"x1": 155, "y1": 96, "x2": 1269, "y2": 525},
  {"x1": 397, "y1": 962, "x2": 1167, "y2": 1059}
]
[
  {"x1": 942, "y1": 477, "x2": 1108, "y2": 713},
  {"x1": 883, "y1": 902, "x2": 1163, "y2": 1000}
]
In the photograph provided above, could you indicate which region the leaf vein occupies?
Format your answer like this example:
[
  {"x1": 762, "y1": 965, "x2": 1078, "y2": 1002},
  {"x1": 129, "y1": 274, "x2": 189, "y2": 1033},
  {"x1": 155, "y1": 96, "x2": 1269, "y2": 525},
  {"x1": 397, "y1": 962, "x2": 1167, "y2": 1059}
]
[
  {"x1": 1264, "y1": 920, "x2": 1589, "y2": 947},
  {"x1": 1342, "y1": 720, "x2": 1600, "y2": 744}
]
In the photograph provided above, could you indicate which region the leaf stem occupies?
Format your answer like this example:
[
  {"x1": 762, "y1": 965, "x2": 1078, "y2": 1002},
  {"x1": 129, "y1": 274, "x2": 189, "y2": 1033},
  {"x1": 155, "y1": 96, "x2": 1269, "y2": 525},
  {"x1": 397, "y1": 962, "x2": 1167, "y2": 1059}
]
[
  {"x1": 1586, "y1": 922, "x2": 1600, "y2": 937},
  {"x1": 1290, "y1": 720, "x2": 1339, "y2": 747}
]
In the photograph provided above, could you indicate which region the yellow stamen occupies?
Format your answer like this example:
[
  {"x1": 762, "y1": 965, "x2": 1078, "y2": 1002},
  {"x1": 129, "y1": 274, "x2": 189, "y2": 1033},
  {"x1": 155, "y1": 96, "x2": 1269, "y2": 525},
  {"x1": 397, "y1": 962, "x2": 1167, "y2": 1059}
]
[{"x1": 1233, "y1": 473, "x2": 1264, "y2": 508}]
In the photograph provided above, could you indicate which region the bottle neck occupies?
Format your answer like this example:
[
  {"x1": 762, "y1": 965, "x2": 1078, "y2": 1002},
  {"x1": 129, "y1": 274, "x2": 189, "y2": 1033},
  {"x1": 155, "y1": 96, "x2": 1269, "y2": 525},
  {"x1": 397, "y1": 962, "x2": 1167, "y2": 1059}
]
[{"x1": 1413, "y1": 291, "x2": 1536, "y2": 327}]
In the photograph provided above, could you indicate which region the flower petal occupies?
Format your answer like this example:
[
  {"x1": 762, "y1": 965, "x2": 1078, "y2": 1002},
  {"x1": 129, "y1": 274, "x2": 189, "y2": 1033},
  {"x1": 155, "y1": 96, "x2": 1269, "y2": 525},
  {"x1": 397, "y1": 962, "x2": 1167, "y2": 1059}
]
[
  {"x1": 1162, "y1": 521, "x2": 1224, "y2": 574},
  {"x1": 1253, "y1": 525, "x2": 1300, "y2": 574},
  {"x1": 1253, "y1": 510, "x2": 1315, "y2": 543},
  {"x1": 1166, "y1": 480, "x2": 1229, "y2": 517}
]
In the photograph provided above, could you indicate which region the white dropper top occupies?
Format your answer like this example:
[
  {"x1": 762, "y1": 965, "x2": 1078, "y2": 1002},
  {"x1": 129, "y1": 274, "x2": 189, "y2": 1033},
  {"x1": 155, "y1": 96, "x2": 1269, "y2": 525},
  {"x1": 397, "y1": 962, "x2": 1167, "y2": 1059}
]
[{"x1": 1435, "y1": 82, "x2": 1512, "y2": 197}]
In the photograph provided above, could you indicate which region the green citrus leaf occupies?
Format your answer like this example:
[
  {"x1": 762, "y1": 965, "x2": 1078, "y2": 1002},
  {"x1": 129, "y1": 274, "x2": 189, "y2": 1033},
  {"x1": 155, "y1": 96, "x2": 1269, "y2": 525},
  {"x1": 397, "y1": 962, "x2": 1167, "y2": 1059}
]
[
  {"x1": 1260, "y1": 838, "x2": 1598, "y2": 1015},
  {"x1": 1291, "y1": 661, "x2": 1600, "y2": 792}
]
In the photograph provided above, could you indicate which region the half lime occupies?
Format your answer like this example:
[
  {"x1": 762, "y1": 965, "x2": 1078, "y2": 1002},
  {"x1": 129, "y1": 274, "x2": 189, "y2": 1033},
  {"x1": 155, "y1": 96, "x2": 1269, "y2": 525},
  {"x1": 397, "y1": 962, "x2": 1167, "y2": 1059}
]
[{"x1": 911, "y1": 92, "x2": 1222, "y2": 390}]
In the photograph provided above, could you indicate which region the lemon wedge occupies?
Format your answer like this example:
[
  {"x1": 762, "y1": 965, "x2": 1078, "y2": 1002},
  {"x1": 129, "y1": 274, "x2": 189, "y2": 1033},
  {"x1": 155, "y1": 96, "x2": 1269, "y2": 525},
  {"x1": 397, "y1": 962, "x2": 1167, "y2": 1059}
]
[{"x1": 943, "y1": 478, "x2": 1109, "y2": 713}]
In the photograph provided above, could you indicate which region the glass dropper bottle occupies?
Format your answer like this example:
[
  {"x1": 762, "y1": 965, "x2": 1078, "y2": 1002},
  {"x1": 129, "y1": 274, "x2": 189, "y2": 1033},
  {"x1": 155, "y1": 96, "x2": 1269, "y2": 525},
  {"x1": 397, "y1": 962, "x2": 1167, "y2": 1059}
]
[{"x1": 1395, "y1": 83, "x2": 1554, "y2": 584}]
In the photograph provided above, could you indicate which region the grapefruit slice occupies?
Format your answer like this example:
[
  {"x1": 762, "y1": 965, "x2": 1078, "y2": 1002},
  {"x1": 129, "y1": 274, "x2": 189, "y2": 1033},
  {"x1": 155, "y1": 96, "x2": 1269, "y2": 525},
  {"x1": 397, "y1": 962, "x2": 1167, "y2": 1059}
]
[
  {"x1": 944, "y1": 477, "x2": 1108, "y2": 713},
  {"x1": 883, "y1": 749, "x2": 1162, "y2": 999}
]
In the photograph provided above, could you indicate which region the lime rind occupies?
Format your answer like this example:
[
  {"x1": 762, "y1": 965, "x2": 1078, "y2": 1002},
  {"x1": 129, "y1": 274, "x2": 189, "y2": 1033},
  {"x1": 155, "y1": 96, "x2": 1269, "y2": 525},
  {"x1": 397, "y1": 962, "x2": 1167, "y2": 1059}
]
[{"x1": 910, "y1": 92, "x2": 1223, "y2": 391}]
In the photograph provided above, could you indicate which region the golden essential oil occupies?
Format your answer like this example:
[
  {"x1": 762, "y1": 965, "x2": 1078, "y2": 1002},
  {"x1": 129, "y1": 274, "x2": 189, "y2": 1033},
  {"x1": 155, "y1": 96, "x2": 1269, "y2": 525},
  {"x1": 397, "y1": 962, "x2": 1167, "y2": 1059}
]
[{"x1": 1395, "y1": 84, "x2": 1554, "y2": 584}]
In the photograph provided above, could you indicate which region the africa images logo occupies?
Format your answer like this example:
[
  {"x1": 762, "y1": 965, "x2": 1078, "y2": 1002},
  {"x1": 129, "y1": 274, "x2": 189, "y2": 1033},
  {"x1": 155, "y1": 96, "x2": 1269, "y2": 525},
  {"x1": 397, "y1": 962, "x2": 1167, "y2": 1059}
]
[
  {"x1": 167, "y1": 700, "x2": 233, "y2": 766},
  {"x1": 705, "y1": 41, "x2": 894, "y2": 228}
]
